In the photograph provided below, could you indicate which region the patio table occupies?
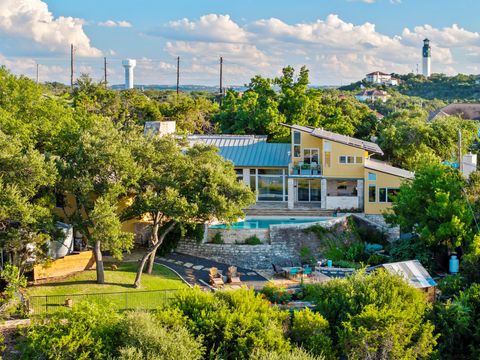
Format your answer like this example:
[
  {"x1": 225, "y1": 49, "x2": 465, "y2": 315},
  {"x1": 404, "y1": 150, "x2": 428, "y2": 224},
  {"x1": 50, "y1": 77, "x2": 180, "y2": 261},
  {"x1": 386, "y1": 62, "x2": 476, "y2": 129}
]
[{"x1": 282, "y1": 266, "x2": 303, "y2": 279}]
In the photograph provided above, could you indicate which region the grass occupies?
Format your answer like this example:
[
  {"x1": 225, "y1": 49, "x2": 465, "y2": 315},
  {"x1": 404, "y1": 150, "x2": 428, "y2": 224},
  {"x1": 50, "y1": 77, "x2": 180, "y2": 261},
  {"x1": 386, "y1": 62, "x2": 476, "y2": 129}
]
[{"x1": 26, "y1": 262, "x2": 187, "y2": 315}]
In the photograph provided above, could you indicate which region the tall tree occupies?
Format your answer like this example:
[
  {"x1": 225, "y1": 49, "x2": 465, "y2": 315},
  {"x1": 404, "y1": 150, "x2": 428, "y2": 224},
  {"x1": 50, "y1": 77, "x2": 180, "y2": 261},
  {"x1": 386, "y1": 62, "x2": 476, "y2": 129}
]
[
  {"x1": 56, "y1": 118, "x2": 139, "y2": 283},
  {"x1": 123, "y1": 137, "x2": 255, "y2": 288}
]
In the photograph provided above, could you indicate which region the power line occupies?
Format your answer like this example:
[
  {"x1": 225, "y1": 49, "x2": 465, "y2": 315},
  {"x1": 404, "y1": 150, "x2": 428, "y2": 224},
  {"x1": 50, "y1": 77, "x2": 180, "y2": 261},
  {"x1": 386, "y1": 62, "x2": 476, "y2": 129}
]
[
  {"x1": 176, "y1": 56, "x2": 180, "y2": 95},
  {"x1": 70, "y1": 43, "x2": 74, "y2": 89},
  {"x1": 104, "y1": 57, "x2": 107, "y2": 88}
]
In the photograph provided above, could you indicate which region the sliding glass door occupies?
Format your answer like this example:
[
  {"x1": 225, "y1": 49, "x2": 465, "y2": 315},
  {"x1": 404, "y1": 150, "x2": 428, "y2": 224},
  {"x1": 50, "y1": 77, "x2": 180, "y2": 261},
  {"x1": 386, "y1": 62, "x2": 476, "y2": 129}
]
[{"x1": 297, "y1": 179, "x2": 322, "y2": 202}]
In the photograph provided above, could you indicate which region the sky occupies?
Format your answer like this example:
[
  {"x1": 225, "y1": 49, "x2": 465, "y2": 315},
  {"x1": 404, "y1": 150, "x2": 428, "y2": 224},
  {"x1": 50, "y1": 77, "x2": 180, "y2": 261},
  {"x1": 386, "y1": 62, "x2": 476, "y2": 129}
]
[{"x1": 1, "y1": 0, "x2": 480, "y2": 86}]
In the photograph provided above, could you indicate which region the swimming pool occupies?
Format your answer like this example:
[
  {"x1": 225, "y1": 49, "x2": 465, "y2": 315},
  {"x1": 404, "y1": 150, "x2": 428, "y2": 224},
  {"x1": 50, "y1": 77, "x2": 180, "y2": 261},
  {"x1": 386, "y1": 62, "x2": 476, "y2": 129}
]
[{"x1": 209, "y1": 217, "x2": 330, "y2": 229}]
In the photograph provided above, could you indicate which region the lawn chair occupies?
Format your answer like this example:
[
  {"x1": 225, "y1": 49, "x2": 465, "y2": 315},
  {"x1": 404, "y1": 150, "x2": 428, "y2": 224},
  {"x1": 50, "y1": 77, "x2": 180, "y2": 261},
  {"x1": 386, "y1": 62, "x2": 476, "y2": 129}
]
[
  {"x1": 272, "y1": 263, "x2": 286, "y2": 277},
  {"x1": 209, "y1": 267, "x2": 224, "y2": 287},
  {"x1": 303, "y1": 265, "x2": 312, "y2": 277},
  {"x1": 226, "y1": 266, "x2": 241, "y2": 285},
  {"x1": 289, "y1": 267, "x2": 299, "y2": 278}
]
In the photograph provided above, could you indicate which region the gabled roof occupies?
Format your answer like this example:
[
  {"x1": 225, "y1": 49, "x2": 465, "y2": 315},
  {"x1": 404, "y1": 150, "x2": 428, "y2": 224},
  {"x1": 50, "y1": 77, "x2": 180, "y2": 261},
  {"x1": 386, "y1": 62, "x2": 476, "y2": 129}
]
[
  {"x1": 283, "y1": 124, "x2": 384, "y2": 155},
  {"x1": 428, "y1": 103, "x2": 480, "y2": 121},
  {"x1": 366, "y1": 71, "x2": 390, "y2": 76},
  {"x1": 365, "y1": 158, "x2": 414, "y2": 179},
  {"x1": 382, "y1": 260, "x2": 436, "y2": 289},
  {"x1": 186, "y1": 135, "x2": 290, "y2": 168},
  {"x1": 355, "y1": 89, "x2": 390, "y2": 97}
]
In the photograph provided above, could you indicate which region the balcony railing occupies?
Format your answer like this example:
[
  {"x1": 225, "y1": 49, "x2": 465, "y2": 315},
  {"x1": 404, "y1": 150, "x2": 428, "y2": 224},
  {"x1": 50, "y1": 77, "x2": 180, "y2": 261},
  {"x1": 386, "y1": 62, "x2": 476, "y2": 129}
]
[{"x1": 288, "y1": 163, "x2": 322, "y2": 176}]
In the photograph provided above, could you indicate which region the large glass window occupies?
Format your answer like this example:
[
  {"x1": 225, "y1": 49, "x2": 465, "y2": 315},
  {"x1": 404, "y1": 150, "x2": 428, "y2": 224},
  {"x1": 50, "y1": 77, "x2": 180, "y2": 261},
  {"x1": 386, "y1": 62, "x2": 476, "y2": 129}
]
[
  {"x1": 258, "y1": 176, "x2": 284, "y2": 201},
  {"x1": 297, "y1": 179, "x2": 321, "y2": 202},
  {"x1": 293, "y1": 131, "x2": 301, "y2": 157},
  {"x1": 303, "y1": 148, "x2": 319, "y2": 164},
  {"x1": 235, "y1": 169, "x2": 243, "y2": 182},
  {"x1": 250, "y1": 169, "x2": 256, "y2": 193},
  {"x1": 387, "y1": 188, "x2": 399, "y2": 202},
  {"x1": 368, "y1": 185, "x2": 376, "y2": 202},
  {"x1": 379, "y1": 188, "x2": 387, "y2": 202}
]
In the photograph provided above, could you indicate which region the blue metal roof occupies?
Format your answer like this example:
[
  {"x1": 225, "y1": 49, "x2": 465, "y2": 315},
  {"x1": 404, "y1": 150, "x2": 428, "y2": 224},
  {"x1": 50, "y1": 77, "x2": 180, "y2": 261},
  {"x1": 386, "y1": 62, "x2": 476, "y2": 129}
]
[{"x1": 187, "y1": 135, "x2": 290, "y2": 167}]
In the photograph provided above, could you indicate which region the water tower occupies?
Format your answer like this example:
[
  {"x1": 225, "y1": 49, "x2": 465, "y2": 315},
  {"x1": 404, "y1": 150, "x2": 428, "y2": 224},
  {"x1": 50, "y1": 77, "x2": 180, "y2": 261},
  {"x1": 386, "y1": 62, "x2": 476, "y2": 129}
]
[
  {"x1": 422, "y1": 39, "x2": 431, "y2": 77},
  {"x1": 122, "y1": 59, "x2": 136, "y2": 89}
]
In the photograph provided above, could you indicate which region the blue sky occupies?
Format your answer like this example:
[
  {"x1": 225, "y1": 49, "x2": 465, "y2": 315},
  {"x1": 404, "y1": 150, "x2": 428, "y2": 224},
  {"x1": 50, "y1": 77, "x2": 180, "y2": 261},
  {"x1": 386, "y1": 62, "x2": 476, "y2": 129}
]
[{"x1": 1, "y1": 0, "x2": 479, "y2": 85}]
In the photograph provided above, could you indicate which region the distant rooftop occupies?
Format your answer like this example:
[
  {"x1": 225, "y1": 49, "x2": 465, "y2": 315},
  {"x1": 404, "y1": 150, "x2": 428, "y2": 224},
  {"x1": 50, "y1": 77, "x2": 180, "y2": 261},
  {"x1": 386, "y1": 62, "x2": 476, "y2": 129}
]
[
  {"x1": 428, "y1": 103, "x2": 480, "y2": 121},
  {"x1": 186, "y1": 134, "x2": 290, "y2": 168},
  {"x1": 283, "y1": 124, "x2": 384, "y2": 155},
  {"x1": 366, "y1": 71, "x2": 390, "y2": 76}
]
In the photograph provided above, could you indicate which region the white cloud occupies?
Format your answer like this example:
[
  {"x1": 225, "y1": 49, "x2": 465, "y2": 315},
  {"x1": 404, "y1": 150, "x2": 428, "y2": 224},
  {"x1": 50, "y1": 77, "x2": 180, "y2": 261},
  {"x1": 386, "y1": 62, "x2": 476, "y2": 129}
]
[
  {"x1": 161, "y1": 14, "x2": 249, "y2": 43},
  {"x1": 98, "y1": 20, "x2": 132, "y2": 28},
  {"x1": 0, "y1": 0, "x2": 101, "y2": 57},
  {"x1": 151, "y1": 13, "x2": 480, "y2": 85}
]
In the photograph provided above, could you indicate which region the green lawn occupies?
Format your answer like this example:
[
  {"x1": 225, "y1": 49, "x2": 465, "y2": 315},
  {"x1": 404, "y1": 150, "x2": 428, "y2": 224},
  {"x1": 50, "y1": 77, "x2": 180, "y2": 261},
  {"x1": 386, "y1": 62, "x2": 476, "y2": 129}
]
[{"x1": 27, "y1": 262, "x2": 187, "y2": 315}]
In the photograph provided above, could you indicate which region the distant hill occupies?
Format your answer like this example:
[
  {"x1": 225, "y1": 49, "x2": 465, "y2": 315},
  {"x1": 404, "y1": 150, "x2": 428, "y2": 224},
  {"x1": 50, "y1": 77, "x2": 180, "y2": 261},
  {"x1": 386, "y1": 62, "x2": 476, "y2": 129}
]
[
  {"x1": 339, "y1": 73, "x2": 480, "y2": 102},
  {"x1": 110, "y1": 84, "x2": 338, "y2": 92}
]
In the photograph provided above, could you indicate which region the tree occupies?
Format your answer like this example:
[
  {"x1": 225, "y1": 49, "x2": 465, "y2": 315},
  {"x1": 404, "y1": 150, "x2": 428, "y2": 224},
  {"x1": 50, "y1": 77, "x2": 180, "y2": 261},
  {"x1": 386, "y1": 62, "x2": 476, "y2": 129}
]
[
  {"x1": 56, "y1": 118, "x2": 139, "y2": 284},
  {"x1": 385, "y1": 163, "x2": 474, "y2": 255},
  {"x1": 123, "y1": 136, "x2": 255, "y2": 287},
  {"x1": 0, "y1": 131, "x2": 57, "y2": 275}
]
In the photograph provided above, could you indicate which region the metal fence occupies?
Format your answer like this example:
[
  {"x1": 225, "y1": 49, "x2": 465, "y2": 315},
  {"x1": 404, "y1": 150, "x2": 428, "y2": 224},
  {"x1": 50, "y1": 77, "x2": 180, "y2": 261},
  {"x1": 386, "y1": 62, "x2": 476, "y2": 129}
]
[{"x1": 28, "y1": 289, "x2": 179, "y2": 316}]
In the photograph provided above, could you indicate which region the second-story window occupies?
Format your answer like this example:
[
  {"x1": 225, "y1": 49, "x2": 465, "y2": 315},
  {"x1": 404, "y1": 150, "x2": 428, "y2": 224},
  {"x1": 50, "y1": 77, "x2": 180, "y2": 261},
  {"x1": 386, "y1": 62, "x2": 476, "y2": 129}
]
[
  {"x1": 324, "y1": 141, "x2": 331, "y2": 168},
  {"x1": 293, "y1": 131, "x2": 301, "y2": 157}
]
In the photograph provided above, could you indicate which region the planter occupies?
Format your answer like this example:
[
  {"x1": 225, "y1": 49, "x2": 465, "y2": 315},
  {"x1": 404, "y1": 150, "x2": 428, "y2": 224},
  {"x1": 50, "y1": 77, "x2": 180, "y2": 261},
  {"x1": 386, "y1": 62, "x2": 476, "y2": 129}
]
[{"x1": 300, "y1": 168, "x2": 311, "y2": 175}]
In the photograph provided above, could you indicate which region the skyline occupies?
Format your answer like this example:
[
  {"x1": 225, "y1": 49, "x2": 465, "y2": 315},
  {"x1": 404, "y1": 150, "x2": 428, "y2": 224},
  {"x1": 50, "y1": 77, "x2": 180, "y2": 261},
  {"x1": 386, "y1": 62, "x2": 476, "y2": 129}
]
[{"x1": 1, "y1": 0, "x2": 480, "y2": 86}]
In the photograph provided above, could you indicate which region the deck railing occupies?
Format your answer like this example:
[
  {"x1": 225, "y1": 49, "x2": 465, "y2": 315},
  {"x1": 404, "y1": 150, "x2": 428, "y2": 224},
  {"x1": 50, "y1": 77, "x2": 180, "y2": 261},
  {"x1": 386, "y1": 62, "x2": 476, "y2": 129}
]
[{"x1": 288, "y1": 163, "x2": 322, "y2": 176}]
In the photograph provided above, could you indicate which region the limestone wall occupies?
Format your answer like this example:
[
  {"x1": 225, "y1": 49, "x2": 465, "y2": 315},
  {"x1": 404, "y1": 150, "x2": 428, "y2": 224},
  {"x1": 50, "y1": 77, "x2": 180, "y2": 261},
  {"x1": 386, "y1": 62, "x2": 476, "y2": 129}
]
[
  {"x1": 207, "y1": 228, "x2": 269, "y2": 244},
  {"x1": 176, "y1": 216, "x2": 350, "y2": 269}
]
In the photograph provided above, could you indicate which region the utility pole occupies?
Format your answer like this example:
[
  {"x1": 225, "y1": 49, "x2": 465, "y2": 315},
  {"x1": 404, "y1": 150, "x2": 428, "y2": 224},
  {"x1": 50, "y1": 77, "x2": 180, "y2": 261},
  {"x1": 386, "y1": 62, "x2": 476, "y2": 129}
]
[
  {"x1": 219, "y1": 56, "x2": 223, "y2": 103},
  {"x1": 458, "y1": 129, "x2": 462, "y2": 172},
  {"x1": 176, "y1": 56, "x2": 180, "y2": 95},
  {"x1": 36, "y1": 63, "x2": 39, "y2": 83},
  {"x1": 104, "y1": 57, "x2": 108, "y2": 88},
  {"x1": 70, "y1": 43, "x2": 74, "y2": 90}
]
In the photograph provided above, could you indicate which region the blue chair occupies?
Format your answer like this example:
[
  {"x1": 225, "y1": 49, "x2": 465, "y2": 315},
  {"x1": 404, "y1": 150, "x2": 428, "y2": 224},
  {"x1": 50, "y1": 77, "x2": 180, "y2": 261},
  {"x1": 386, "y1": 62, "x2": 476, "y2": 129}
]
[
  {"x1": 303, "y1": 265, "x2": 312, "y2": 276},
  {"x1": 290, "y1": 268, "x2": 299, "y2": 277}
]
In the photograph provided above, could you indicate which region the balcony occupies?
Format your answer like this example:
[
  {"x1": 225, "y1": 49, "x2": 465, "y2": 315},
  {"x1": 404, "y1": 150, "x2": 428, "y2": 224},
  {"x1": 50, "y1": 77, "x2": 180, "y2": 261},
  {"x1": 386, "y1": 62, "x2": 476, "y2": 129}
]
[{"x1": 288, "y1": 162, "x2": 322, "y2": 177}]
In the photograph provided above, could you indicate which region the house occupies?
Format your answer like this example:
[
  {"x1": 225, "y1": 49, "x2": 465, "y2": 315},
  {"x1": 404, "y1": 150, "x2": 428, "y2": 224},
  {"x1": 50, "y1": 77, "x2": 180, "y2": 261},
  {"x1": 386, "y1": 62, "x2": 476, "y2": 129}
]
[
  {"x1": 428, "y1": 103, "x2": 480, "y2": 122},
  {"x1": 382, "y1": 260, "x2": 437, "y2": 301},
  {"x1": 355, "y1": 89, "x2": 390, "y2": 103},
  {"x1": 365, "y1": 71, "x2": 399, "y2": 86},
  {"x1": 167, "y1": 123, "x2": 412, "y2": 216}
]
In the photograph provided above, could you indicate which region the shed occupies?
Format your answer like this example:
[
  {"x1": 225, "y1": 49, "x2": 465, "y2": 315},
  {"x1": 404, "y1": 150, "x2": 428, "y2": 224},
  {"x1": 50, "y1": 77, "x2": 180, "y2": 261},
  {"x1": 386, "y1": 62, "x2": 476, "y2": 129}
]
[{"x1": 382, "y1": 260, "x2": 437, "y2": 301}]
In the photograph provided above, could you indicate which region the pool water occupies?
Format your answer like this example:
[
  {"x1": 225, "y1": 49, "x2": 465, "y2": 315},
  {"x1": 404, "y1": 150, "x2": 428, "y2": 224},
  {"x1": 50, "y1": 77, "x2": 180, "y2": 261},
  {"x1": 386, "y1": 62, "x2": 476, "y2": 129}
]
[{"x1": 209, "y1": 217, "x2": 330, "y2": 229}]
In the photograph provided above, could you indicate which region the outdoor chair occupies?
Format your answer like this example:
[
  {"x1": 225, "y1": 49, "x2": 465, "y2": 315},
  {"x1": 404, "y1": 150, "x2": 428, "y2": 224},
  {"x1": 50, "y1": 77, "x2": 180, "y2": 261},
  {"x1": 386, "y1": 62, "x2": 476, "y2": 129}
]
[
  {"x1": 272, "y1": 263, "x2": 286, "y2": 277},
  {"x1": 303, "y1": 265, "x2": 312, "y2": 277},
  {"x1": 226, "y1": 266, "x2": 241, "y2": 285},
  {"x1": 209, "y1": 267, "x2": 224, "y2": 287},
  {"x1": 289, "y1": 267, "x2": 299, "y2": 278}
]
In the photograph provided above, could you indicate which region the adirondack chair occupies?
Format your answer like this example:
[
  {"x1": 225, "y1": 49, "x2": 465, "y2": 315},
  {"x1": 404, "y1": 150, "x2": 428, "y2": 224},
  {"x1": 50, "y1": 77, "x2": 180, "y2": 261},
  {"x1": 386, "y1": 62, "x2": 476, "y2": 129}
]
[
  {"x1": 226, "y1": 266, "x2": 241, "y2": 285},
  {"x1": 209, "y1": 267, "x2": 224, "y2": 287}
]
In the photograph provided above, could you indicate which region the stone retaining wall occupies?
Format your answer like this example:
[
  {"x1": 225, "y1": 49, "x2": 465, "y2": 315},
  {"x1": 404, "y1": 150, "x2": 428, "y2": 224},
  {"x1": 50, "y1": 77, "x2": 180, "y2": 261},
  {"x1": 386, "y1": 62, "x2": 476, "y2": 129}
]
[
  {"x1": 207, "y1": 228, "x2": 269, "y2": 244},
  {"x1": 176, "y1": 216, "x2": 350, "y2": 269}
]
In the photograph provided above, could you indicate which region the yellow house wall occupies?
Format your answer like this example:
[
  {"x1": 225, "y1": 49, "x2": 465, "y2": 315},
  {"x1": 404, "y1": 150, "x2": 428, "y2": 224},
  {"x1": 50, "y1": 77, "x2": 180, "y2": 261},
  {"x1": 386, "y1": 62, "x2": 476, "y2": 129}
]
[
  {"x1": 324, "y1": 142, "x2": 366, "y2": 178},
  {"x1": 364, "y1": 168, "x2": 408, "y2": 215},
  {"x1": 291, "y1": 129, "x2": 368, "y2": 179}
]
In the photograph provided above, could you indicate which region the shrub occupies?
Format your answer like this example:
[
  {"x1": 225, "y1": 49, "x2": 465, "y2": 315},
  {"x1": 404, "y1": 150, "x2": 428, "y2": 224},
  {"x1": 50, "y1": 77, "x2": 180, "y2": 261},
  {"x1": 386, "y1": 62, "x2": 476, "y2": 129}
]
[
  {"x1": 303, "y1": 225, "x2": 329, "y2": 238},
  {"x1": 303, "y1": 269, "x2": 437, "y2": 358},
  {"x1": 299, "y1": 246, "x2": 316, "y2": 265},
  {"x1": 18, "y1": 302, "x2": 123, "y2": 360},
  {"x1": 388, "y1": 236, "x2": 434, "y2": 271},
  {"x1": 172, "y1": 287, "x2": 291, "y2": 359},
  {"x1": 366, "y1": 253, "x2": 387, "y2": 266},
  {"x1": 438, "y1": 274, "x2": 466, "y2": 298},
  {"x1": 211, "y1": 232, "x2": 224, "y2": 244},
  {"x1": 117, "y1": 310, "x2": 204, "y2": 360},
  {"x1": 290, "y1": 308, "x2": 334, "y2": 358},
  {"x1": 251, "y1": 347, "x2": 325, "y2": 360},
  {"x1": 432, "y1": 283, "x2": 480, "y2": 359},
  {"x1": 332, "y1": 260, "x2": 361, "y2": 269},
  {"x1": 260, "y1": 283, "x2": 293, "y2": 304},
  {"x1": 244, "y1": 235, "x2": 262, "y2": 245}
]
